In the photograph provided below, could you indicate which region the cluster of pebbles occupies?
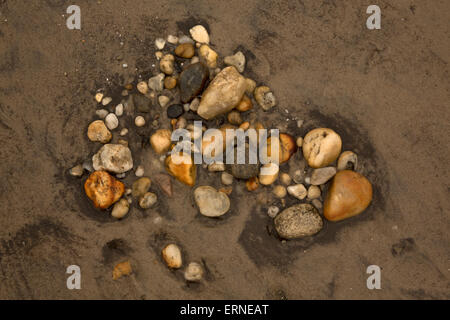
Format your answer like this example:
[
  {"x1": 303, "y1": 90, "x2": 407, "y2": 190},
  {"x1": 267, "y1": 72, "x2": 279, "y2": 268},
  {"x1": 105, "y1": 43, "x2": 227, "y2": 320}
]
[{"x1": 70, "y1": 25, "x2": 373, "y2": 281}]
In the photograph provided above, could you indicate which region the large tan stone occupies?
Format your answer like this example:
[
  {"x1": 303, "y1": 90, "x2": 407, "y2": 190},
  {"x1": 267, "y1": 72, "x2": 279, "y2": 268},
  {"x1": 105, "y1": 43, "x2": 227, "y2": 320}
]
[{"x1": 197, "y1": 66, "x2": 247, "y2": 120}]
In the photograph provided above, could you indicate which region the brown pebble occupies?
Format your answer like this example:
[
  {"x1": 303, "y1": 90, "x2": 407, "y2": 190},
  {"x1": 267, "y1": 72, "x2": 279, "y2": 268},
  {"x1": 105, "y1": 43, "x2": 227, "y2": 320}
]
[
  {"x1": 235, "y1": 94, "x2": 253, "y2": 112},
  {"x1": 164, "y1": 76, "x2": 177, "y2": 89},
  {"x1": 175, "y1": 43, "x2": 195, "y2": 58}
]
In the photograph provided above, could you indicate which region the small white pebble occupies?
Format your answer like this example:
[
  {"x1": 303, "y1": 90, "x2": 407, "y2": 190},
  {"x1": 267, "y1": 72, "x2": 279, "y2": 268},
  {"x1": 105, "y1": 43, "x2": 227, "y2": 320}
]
[
  {"x1": 122, "y1": 63, "x2": 128, "y2": 68},
  {"x1": 135, "y1": 116, "x2": 146, "y2": 127},
  {"x1": 155, "y1": 38, "x2": 166, "y2": 50},
  {"x1": 135, "y1": 165, "x2": 144, "y2": 177},
  {"x1": 120, "y1": 128, "x2": 128, "y2": 136},
  {"x1": 102, "y1": 96, "x2": 112, "y2": 106},
  {"x1": 115, "y1": 103, "x2": 124, "y2": 116},
  {"x1": 167, "y1": 34, "x2": 178, "y2": 44}
]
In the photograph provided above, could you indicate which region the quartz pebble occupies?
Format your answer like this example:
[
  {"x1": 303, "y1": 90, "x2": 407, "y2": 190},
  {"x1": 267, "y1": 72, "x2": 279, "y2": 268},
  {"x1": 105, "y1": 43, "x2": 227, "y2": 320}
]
[
  {"x1": 120, "y1": 128, "x2": 128, "y2": 136},
  {"x1": 287, "y1": 184, "x2": 307, "y2": 200},
  {"x1": 155, "y1": 38, "x2": 165, "y2": 50},
  {"x1": 189, "y1": 25, "x2": 210, "y2": 44}
]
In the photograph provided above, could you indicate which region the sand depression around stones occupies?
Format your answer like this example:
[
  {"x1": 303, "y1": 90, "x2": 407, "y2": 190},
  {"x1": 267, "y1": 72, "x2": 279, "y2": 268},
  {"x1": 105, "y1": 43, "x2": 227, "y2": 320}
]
[{"x1": 69, "y1": 24, "x2": 373, "y2": 282}]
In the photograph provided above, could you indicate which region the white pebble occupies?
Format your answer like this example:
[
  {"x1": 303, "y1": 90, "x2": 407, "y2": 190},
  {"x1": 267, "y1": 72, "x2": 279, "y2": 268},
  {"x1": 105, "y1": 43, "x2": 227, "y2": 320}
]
[
  {"x1": 115, "y1": 103, "x2": 124, "y2": 116},
  {"x1": 102, "y1": 96, "x2": 112, "y2": 106},
  {"x1": 167, "y1": 34, "x2": 178, "y2": 44},
  {"x1": 120, "y1": 128, "x2": 128, "y2": 136},
  {"x1": 158, "y1": 95, "x2": 170, "y2": 108},
  {"x1": 155, "y1": 38, "x2": 166, "y2": 50},
  {"x1": 189, "y1": 25, "x2": 210, "y2": 44},
  {"x1": 105, "y1": 113, "x2": 119, "y2": 130},
  {"x1": 135, "y1": 165, "x2": 144, "y2": 177},
  {"x1": 137, "y1": 81, "x2": 149, "y2": 94},
  {"x1": 135, "y1": 116, "x2": 146, "y2": 127}
]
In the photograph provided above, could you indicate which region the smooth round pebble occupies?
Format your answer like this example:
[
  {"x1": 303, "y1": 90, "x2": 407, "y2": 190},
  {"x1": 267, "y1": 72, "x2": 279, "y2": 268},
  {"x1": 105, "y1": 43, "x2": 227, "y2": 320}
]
[
  {"x1": 105, "y1": 113, "x2": 119, "y2": 130},
  {"x1": 135, "y1": 116, "x2": 146, "y2": 127}
]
